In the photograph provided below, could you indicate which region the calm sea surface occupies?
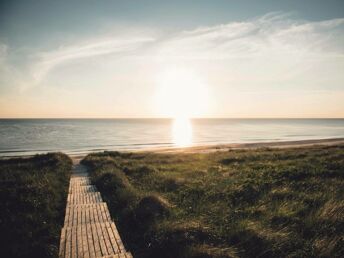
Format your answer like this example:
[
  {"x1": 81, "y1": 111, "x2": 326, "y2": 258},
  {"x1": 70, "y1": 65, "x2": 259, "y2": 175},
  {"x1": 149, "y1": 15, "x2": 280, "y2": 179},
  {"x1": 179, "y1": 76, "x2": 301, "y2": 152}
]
[{"x1": 0, "y1": 119, "x2": 343, "y2": 156}]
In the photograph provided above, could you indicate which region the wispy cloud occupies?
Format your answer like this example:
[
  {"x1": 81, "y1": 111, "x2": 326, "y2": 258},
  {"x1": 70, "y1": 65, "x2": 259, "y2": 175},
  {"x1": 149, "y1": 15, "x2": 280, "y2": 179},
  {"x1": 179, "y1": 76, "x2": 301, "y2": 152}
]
[
  {"x1": 0, "y1": 43, "x2": 28, "y2": 93},
  {"x1": 151, "y1": 13, "x2": 344, "y2": 90},
  {"x1": 31, "y1": 36, "x2": 155, "y2": 83},
  {"x1": 157, "y1": 13, "x2": 344, "y2": 60}
]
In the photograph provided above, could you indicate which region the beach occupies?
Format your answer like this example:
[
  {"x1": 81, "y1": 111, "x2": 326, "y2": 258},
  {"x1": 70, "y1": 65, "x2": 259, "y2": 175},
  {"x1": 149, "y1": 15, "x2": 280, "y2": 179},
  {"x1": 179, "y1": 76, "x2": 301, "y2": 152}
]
[{"x1": 142, "y1": 137, "x2": 344, "y2": 153}]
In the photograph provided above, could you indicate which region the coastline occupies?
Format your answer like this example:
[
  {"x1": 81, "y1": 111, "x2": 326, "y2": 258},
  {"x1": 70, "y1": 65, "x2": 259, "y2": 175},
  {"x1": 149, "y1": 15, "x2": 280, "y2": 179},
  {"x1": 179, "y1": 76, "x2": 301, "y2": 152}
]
[
  {"x1": 65, "y1": 137, "x2": 344, "y2": 162},
  {"x1": 1, "y1": 137, "x2": 344, "y2": 161},
  {"x1": 145, "y1": 137, "x2": 344, "y2": 154}
]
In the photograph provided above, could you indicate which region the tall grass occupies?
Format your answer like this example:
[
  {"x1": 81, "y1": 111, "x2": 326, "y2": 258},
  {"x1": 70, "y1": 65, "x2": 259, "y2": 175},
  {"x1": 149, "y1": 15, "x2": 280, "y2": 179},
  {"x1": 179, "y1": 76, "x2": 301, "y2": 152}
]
[
  {"x1": 83, "y1": 146, "x2": 344, "y2": 258},
  {"x1": 0, "y1": 153, "x2": 72, "y2": 258}
]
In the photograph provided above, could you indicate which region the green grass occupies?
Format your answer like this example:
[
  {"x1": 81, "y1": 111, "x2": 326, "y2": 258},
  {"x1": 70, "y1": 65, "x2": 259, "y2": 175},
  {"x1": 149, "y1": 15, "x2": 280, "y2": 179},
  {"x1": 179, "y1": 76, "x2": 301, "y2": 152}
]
[
  {"x1": 82, "y1": 145, "x2": 344, "y2": 258},
  {"x1": 0, "y1": 153, "x2": 72, "y2": 258}
]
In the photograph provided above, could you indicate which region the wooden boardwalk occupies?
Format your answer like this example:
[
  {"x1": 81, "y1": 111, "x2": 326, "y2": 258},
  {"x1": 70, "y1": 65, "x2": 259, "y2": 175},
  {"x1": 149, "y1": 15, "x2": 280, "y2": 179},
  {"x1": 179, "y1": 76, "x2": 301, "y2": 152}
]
[{"x1": 59, "y1": 164, "x2": 132, "y2": 258}]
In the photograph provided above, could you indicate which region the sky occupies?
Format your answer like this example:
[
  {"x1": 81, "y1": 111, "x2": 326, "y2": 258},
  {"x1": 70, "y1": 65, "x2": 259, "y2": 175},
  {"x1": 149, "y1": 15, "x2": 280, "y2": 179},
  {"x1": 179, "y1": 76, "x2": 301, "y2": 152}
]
[{"x1": 0, "y1": 0, "x2": 344, "y2": 118}]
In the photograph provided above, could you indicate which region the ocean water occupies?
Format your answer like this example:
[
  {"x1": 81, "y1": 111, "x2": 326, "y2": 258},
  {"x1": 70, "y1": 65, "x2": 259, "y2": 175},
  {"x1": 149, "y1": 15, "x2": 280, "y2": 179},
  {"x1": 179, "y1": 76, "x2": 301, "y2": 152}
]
[{"x1": 0, "y1": 119, "x2": 343, "y2": 156}]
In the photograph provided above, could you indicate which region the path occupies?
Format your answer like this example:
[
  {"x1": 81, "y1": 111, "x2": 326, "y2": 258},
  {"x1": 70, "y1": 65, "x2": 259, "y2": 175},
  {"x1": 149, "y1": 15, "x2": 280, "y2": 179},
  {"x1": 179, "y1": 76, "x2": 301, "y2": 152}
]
[{"x1": 59, "y1": 162, "x2": 132, "y2": 258}]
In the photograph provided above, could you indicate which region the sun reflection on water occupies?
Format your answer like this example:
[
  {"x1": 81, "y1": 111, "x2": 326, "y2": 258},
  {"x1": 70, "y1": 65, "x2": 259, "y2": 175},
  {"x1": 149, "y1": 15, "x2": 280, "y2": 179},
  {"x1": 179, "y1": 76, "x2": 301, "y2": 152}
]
[{"x1": 172, "y1": 117, "x2": 192, "y2": 147}]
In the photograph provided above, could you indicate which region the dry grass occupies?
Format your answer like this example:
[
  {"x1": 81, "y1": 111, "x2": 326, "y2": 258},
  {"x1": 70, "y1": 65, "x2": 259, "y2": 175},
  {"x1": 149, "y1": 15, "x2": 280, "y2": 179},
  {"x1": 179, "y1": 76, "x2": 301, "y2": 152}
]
[{"x1": 83, "y1": 145, "x2": 344, "y2": 257}]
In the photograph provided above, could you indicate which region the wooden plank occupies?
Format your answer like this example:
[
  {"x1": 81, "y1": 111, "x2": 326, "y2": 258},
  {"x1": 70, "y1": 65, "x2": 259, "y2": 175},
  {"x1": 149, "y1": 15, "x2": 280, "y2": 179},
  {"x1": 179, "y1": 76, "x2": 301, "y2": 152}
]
[
  {"x1": 64, "y1": 205, "x2": 69, "y2": 226},
  {"x1": 59, "y1": 227, "x2": 66, "y2": 258},
  {"x1": 71, "y1": 225, "x2": 77, "y2": 258},
  {"x1": 110, "y1": 222, "x2": 126, "y2": 253},
  {"x1": 65, "y1": 227, "x2": 71, "y2": 258},
  {"x1": 81, "y1": 224, "x2": 90, "y2": 258},
  {"x1": 77, "y1": 223, "x2": 83, "y2": 257},
  {"x1": 85, "y1": 205, "x2": 90, "y2": 225},
  {"x1": 72, "y1": 203, "x2": 77, "y2": 227},
  {"x1": 91, "y1": 223, "x2": 102, "y2": 257},
  {"x1": 95, "y1": 222, "x2": 108, "y2": 256},
  {"x1": 91, "y1": 205, "x2": 96, "y2": 223},
  {"x1": 86, "y1": 223, "x2": 96, "y2": 258},
  {"x1": 77, "y1": 205, "x2": 82, "y2": 226},
  {"x1": 105, "y1": 222, "x2": 119, "y2": 254},
  {"x1": 94, "y1": 206, "x2": 100, "y2": 223},
  {"x1": 98, "y1": 203, "x2": 105, "y2": 222},
  {"x1": 104, "y1": 204, "x2": 111, "y2": 221},
  {"x1": 101, "y1": 222, "x2": 114, "y2": 255},
  {"x1": 98, "y1": 204, "x2": 105, "y2": 222}
]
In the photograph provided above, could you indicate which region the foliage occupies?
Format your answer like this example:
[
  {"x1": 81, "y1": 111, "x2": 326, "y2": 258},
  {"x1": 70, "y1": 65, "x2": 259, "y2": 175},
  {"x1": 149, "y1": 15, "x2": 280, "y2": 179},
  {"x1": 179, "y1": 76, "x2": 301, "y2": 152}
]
[{"x1": 0, "y1": 153, "x2": 72, "y2": 258}]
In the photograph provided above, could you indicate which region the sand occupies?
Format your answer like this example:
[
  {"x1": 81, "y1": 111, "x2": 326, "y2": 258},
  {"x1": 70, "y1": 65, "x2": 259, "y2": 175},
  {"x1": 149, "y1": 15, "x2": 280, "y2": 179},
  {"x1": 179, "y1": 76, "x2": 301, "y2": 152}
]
[
  {"x1": 2, "y1": 138, "x2": 343, "y2": 162},
  {"x1": 70, "y1": 138, "x2": 344, "y2": 160},
  {"x1": 139, "y1": 138, "x2": 344, "y2": 154}
]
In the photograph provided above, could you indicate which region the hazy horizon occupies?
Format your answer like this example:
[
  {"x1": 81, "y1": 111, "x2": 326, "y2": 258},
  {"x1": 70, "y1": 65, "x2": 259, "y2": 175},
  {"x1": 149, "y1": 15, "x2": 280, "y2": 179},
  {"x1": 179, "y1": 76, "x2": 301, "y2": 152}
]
[
  {"x1": 1, "y1": 117, "x2": 344, "y2": 119},
  {"x1": 1, "y1": 0, "x2": 344, "y2": 118}
]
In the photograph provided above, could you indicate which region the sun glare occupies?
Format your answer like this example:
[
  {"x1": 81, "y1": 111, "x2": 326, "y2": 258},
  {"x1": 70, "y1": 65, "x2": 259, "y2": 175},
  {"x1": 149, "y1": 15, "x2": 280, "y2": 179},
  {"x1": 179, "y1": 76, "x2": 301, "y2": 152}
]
[
  {"x1": 155, "y1": 66, "x2": 209, "y2": 147},
  {"x1": 172, "y1": 117, "x2": 192, "y2": 147},
  {"x1": 155, "y1": 66, "x2": 209, "y2": 119}
]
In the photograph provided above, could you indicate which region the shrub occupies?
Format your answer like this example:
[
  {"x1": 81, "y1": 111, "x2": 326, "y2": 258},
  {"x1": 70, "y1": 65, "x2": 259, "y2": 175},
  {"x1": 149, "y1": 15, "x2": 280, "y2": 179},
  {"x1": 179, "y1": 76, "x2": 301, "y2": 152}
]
[{"x1": 0, "y1": 153, "x2": 72, "y2": 258}]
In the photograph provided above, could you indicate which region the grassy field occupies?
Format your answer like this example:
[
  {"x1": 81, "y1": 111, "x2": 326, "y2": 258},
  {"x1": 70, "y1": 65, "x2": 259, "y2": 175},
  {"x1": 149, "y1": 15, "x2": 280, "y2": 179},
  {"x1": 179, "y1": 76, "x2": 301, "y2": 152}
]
[
  {"x1": 0, "y1": 153, "x2": 72, "y2": 258},
  {"x1": 82, "y1": 145, "x2": 344, "y2": 258}
]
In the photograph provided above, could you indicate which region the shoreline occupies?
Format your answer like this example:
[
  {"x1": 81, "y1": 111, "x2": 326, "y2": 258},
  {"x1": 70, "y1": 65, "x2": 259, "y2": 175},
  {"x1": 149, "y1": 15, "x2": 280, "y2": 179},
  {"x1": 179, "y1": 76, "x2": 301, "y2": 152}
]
[
  {"x1": 1, "y1": 138, "x2": 343, "y2": 161},
  {"x1": 145, "y1": 137, "x2": 344, "y2": 154},
  {"x1": 70, "y1": 138, "x2": 343, "y2": 163}
]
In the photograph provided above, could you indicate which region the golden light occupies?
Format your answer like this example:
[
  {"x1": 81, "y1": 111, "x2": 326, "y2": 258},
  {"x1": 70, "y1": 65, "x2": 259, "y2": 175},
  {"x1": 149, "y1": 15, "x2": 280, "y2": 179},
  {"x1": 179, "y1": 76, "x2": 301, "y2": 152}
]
[
  {"x1": 155, "y1": 66, "x2": 209, "y2": 118},
  {"x1": 172, "y1": 117, "x2": 192, "y2": 147},
  {"x1": 155, "y1": 66, "x2": 209, "y2": 147}
]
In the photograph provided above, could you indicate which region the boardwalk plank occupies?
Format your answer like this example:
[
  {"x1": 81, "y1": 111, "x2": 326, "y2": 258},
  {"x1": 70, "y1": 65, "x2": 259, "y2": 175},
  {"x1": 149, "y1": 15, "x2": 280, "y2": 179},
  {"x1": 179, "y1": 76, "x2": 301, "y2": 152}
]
[
  {"x1": 71, "y1": 226, "x2": 77, "y2": 258},
  {"x1": 91, "y1": 223, "x2": 102, "y2": 257},
  {"x1": 80, "y1": 224, "x2": 88, "y2": 258},
  {"x1": 105, "y1": 222, "x2": 119, "y2": 254},
  {"x1": 86, "y1": 223, "x2": 96, "y2": 258},
  {"x1": 110, "y1": 222, "x2": 126, "y2": 253},
  {"x1": 96, "y1": 221, "x2": 108, "y2": 256},
  {"x1": 65, "y1": 227, "x2": 71, "y2": 258},
  {"x1": 59, "y1": 227, "x2": 66, "y2": 258},
  {"x1": 101, "y1": 222, "x2": 114, "y2": 255},
  {"x1": 77, "y1": 223, "x2": 83, "y2": 257}
]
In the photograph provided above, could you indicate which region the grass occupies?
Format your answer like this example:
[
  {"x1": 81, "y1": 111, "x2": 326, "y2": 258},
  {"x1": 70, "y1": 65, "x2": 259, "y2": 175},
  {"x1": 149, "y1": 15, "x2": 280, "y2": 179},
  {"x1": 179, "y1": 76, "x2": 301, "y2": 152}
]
[
  {"x1": 0, "y1": 153, "x2": 72, "y2": 258},
  {"x1": 82, "y1": 145, "x2": 344, "y2": 258}
]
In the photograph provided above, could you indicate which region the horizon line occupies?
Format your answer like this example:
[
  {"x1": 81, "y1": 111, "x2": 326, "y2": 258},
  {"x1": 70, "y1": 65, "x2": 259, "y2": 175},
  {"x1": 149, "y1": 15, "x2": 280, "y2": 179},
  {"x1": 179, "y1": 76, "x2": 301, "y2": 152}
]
[{"x1": 0, "y1": 117, "x2": 344, "y2": 120}]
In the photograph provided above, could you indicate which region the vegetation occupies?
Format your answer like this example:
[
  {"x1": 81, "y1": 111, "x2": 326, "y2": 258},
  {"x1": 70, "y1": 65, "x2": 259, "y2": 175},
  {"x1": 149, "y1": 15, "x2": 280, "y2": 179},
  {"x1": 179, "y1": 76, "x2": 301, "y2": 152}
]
[
  {"x1": 0, "y1": 153, "x2": 72, "y2": 258},
  {"x1": 82, "y1": 145, "x2": 344, "y2": 258}
]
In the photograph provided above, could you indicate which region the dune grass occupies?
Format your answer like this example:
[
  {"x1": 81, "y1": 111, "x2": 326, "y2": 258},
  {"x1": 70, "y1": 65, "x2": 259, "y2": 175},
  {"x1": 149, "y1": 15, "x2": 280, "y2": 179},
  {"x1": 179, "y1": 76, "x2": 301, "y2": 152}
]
[
  {"x1": 82, "y1": 145, "x2": 344, "y2": 258},
  {"x1": 0, "y1": 153, "x2": 72, "y2": 258}
]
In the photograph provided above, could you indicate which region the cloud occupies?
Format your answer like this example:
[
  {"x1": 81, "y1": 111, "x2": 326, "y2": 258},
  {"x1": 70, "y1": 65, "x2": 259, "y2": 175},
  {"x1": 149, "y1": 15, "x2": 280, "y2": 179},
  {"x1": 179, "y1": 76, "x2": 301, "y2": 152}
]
[
  {"x1": 0, "y1": 43, "x2": 28, "y2": 93},
  {"x1": 156, "y1": 13, "x2": 344, "y2": 60},
  {"x1": 149, "y1": 13, "x2": 344, "y2": 91},
  {"x1": 31, "y1": 36, "x2": 155, "y2": 83}
]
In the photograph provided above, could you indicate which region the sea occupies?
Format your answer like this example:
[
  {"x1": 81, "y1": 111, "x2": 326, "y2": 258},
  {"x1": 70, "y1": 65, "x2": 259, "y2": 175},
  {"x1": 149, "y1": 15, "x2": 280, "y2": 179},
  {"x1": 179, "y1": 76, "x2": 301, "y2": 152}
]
[{"x1": 0, "y1": 118, "x2": 343, "y2": 157}]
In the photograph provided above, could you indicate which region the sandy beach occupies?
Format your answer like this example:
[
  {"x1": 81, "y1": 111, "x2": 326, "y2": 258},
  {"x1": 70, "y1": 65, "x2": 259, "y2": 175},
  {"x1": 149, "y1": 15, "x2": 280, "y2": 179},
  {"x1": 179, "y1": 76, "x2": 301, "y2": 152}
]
[
  {"x1": 2, "y1": 138, "x2": 343, "y2": 162},
  {"x1": 64, "y1": 137, "x2": 344, "y2": 162},
  {"x1": 149, "y1": 137, "x2": 344, "y2": 153}
]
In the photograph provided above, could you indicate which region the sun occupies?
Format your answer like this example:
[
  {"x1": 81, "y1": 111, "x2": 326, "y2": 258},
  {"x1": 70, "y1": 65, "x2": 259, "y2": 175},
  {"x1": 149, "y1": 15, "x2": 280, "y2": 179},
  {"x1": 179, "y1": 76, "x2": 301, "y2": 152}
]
[{"x1": 155, "y1": 66, "x2": 209, "y2": 119}]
